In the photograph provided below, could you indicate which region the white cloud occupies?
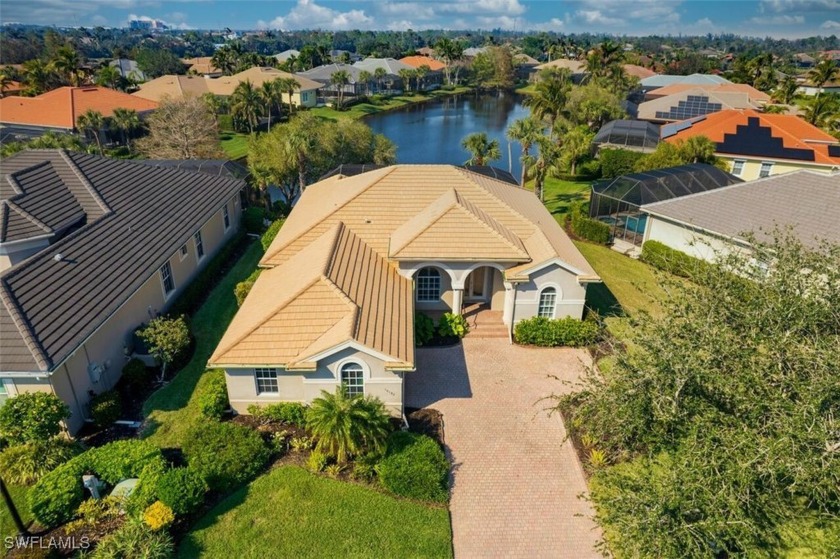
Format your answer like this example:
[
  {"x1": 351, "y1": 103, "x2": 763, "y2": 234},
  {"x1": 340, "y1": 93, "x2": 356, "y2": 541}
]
[
  {"x1": 761, "y1": 0, "x2": 840, "y2": 12},
  {"x1": 750, "y1": 14, "x2": 806, "y2": 24},
  {"x1": 476, "y1": 15, "x2": 520, "y2": 28},
  {"x1": 261, "y1": 0, "x2": 373, "y2": 30},
  {"x1": 822, "y1": 19, "x2": 840, "y2": 28},
  {"x1": 576, "y1": 10, "x2": 624, "y2": 26},
  {"x1": 530, "y1": 18, "x2": 565, "y2": 32}
]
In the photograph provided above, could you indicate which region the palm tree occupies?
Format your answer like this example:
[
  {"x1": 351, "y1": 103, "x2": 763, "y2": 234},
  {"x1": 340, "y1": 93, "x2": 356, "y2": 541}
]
[
  {"x1": 358, "y1": 70, "x2": 373, "y2": 96},
  {"x1": 0, "y1": 72, "x2": 12, "y2": 98},
  {"x1": 803, "y1": 92, "x2": 840, "y2": 127},
  {"x1": 772, "y1": 75, "x2": 799, "y2": 105},
  {"x1": 809, "y1": 58, "x2": 839, "y2": 96},
  {"x1": 50, "y1": 46, "x2": 81, "y2": 86},
  {"x1": 95, "y1": 65, "x2": 122, "y2": 90},
  {"x1": 506, "y1": 117, "x2": 544, "y2": 186},
  {"x1": 76, "y1": 109, "x2": 105, "y2": 155},
  {"x1": 560, "y1": 125, "x2": 595, "y2": 175},
  {"x1": 230, "y1": 79, "x2": 262, "y2": 133},
  {"x1": 110, "y1": 108, "x2": 140, "y2": 151},
  {"x1": 22, "y1": 59, "x2": 55, "y2": 95},
  {"x1": 373, "y1": 67, "x2": 387, "y2": 93},
  {"x1": 259, "y1": 80, "x2": 282, "y2": 131},
  {"x1": 415, "y1": 65, "x2": 430, "y2": 92},
  {"x1": 461, "y1": 132, "x2": 501, "y2": 166},
  {"x1": 676, "y1": 135, "x2": 717, "y2": 165},
  {"x1": 524, "y1": 71, "x2": 571, "y2": 137},
  {"x1": 330, "y1": 70, "x2": 351, "y2": 109},
  {"x1": 305, "y1": 388, "x2": 391, "y2": 465},
  {"x1": 528, "y1": 134, "x2": 562, "y2": 202},
  {"x1": 277, "y1": 77, "x2": 299, "y2": 115}
]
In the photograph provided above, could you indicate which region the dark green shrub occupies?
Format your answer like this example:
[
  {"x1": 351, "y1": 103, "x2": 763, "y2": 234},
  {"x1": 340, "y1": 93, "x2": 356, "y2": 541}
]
[
  {"x1": 182, "y1": 422, "x2": 269, "y2": 493},
  {"x1": 248, "y1": 402, "x2": 308, "y2": 427},
  {"x1": 0, "y1": 438, "x2": 82, "y2": 486},
  {"x1": 30, "y1": 440, "x2": 164, "y2": 527},
  {"x1": 414, "y1": 313, "x2": 436, "y2": 346},
  {"x1": 121, "y1": 358, "x2": 151, "y2": 392},
  {"x1": 92, "y1": 519, "x2": 174, "y2": 559},
  {"x1": 599, "y1": 148, "x2": 646, "y2": 179},
  {"x1": 196, "y1": 370, "x2": 229, "y2": 420},
  {"x1": 261, "y1": 219, "x2": 284, "y2": 251},
  {"x1": 306, "y1": 389, "x2": 391, "y2": 464},
  {"x1": 243, "y1": 206, "x2": 266, "y2": 234},
  {"x1": 377, "y1": 431, "x2": 449, "y2": 503},
  {"x1": 570, "y1": 203, "x2": 610, "y2": 244},
  {"x1": 577, "y1": 157, "x2": 602, "y2": 179},
  {"x1": 641, "y1": 240, "x2": 711, "y2": 280},
  {"x1": 0, "y1": 392, "x2": 70, "y2": 444},
  {"x1": 437, "y1": 312, "x2": 469, "y2": 338},
  {"x1": 89, "y1": 390, "x2": 122, "y2": 428},
  {"x1": 514, "y1": 316, "x2": 600, "y2": 347},
  {"x1": 155, "y1": 467, "x2": 206, "y2": 516}
]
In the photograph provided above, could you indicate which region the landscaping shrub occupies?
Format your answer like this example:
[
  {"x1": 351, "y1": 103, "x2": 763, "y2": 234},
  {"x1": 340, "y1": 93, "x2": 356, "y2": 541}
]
[
  {"x1": 196, "y1": 370, "x2": 229, "y2": 420},
  {"x1": 306, "y1": 389, "x2": 391, "y2": 464},
  {"x1": 64, "y1": 496, "x2": 122, "y2": 533},
  {"x1": 641, "y1": 240, "x2": 710, "y2": 280},
  {"x1": 261, "y1": 219, "x2": 284, "y2": 251},
  {"x1": 182, "y1": 421, "x2": 269, "y2": 493},
  {"x1": 155, "y1": 467, "x2": 206, "y2": 516},
  {"x1": 414, "y1": 313, "x2": 436, "y2": 346},
  {"x1": 89, "y1": 390, "x2": 123, "y2": 428},
  {"x1": 570, "y1": 203, "x2": 610, "y2": 244},
  {"x1": 143, "y1": 501, "x2": 175, "y2": 531},
  {"x1": 121, "y1": 358, "x2": 151, "y2": 392},
  {"x1": 243, "y1": 206, "x2": 266, "y2": 234},
  {"x1": 92, "y1": 519, "x2": 174, "y2": 559},
  {"x1": 0, "y1": 392, "x2": 70, "y2": 444},
  {"x1": 514, "y1": 316, "x2": 600, "y2": 347},
  {"x1": 599, "y1": 148, "x2": 646, "y2": 179},
  {"x1": 29, "y1": 440, "x2": 165, "y2": 527},
  {"x1": 437, "y1": 312, "x2": 469, "y2": 338},
  {"x1": 0, "y1": 438, "x2": 81, "y2": 485},
  {"x1": 577, "y1": 157, "x2": 602, "y2": 180},
  {"x1": 248, "y1": 402, "x2": 307, "y2": 427},
  {"x1": 137, "y1": 315, "x2": 191, "y2": 381},
  {"x1": 234, "y1": 279, "x2": 255, "y2": 306},
  {"x1": 377, "y1": 431, "x2": 449, "y2": 503},
  {"x1": 307, "y1": 450, "x2": 329, "y2": 473}
]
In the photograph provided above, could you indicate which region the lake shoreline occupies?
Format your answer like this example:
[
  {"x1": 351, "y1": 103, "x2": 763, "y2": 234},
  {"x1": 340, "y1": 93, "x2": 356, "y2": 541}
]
[{"x1": 309, "y1": 86, "x2": 475, "y2": 121}]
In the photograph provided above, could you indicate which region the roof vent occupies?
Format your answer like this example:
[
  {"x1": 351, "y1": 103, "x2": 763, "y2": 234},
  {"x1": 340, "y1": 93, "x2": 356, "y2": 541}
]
[{"x1": 54, "y1": 253, "x2": 63, "y2": 262}]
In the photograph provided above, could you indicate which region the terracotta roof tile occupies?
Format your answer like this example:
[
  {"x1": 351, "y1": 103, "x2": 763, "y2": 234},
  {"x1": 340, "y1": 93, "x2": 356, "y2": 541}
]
[{"x1": 399, "y1": 56, "x2": 446, "y2": 71}]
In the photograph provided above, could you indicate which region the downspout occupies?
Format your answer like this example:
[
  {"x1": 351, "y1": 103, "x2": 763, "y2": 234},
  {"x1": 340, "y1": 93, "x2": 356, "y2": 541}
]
[
  {"x1": 401, "y1": 372, "x2": 409, "y2": 429},
  {"x1": 509, "y1": 283, "x2": 517, "y2": 345}
]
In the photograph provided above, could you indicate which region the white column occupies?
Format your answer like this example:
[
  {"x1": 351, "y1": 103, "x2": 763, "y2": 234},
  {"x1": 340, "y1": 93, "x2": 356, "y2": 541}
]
[
  {"x1": 452, "y1": 288, "x2": 464, "y2": 315},
  {"x1": 502, "y1": 282, "x2": 515, "y2": 325}
]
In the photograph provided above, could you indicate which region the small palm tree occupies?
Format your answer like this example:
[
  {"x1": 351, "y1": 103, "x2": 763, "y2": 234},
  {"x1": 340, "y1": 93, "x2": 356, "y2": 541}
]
[
  {"x1": 330, "y1": 70, "x2": 351, "y2": 110},
  {"x1": 506, "y1": 117, "x2": 544, "y2": 186},
  {"x1": 76, "y1": 109, "x2": 105, "y2": 155},
  {"x1": 461, "y1": 132, "x2": 501, "y2": 166},
  {"x1": 772, "y1": 75, "x2": 799, "y2": 105},
  {"x1": 809, "y1": 57, "x2": 839, "y2": 95},
  {"x1": 398, "y1": 68, "x2": 416, "y2": 93},
  {"x1": 305, "y1": 388, "x2": 391, "y2": 464},
  {"x1": 230, "y1": 79, "x2": 262, "y2": 133},
  {"x1": 110, "y1": 108, "x2": 141, "y2": 151},
  {"x1": 373, "y1": 67, "x2": 387, "y2": 93},
  {"x1": 415, "y1": 65, "x2": 430, "y2": 92},
  {"x1": 277, "y1": 77, "x2": 299, "y2": 115},
  {"x1": 358, "y1": 70, "x2": 372, "y2": 96},
  {"x1": 95, "y1": 65, "x2": 122, "y2": 90}
]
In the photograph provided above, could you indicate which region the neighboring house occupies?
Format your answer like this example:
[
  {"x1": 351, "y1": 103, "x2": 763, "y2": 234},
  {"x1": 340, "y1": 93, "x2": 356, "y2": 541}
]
[
  {"x1": 330, "y1": 49, "x2": 362, "y2": 63},
  {"x1": 643, "y1": 83, "x2": 770, "y2": 105},
  {"x1": 793, "y1": 53, "x2": 816, "y2": 68},
  {"x1": 0, "y1": 150, "x2": 244, "y2": 432},
  {"x1": 273, "y1": 49, "x2": 300, "y2": 63},
  {"x1": 297, "y1": 63, "x2": 365, "y2": 100},
  {"x1": 638, "y1": 89, "x2": 763, "y2": 123},
  {"x1": 108, "y1": 59, "x2": 147, "y2": 83},
  {"x1": 463, "y1": 47, "x2": 487, "y2": 59},
  {"x1": 132, "y1": 75, "x2": 215, "y2": 102},
  {"x1": 796, "y1": 79, "x2": 840, "y2": 96},
  {"x1": 532, "y1": 58, "x2": 586, "y2": 82},
  {"x1": 661, "y1": 109, "x2": 840, "y2": 180},
  {"x1": 622, "y1": 64, "x2": 657, "y2": 79},
  {"x1": 640, "y1": 73, "x2": 732, "y2": 92},
  {"x1": 182, "y1": 57, "x2": 222, "y2": 77},
  {"x1": 641, "y1": 170, "x2": 839, "y2": 262},
  {"x1": 0, "y1": 86, "x2": 158, "y2": 137},
  {"x1": 209, "y1": 165, "x2": 599, "y2": 417},
  {"x1": 397, "y1": 56, "x2": 446, "y2": 89},
  {"x1": 354, "y1": 58, "x2": 417, "y2": 91}
]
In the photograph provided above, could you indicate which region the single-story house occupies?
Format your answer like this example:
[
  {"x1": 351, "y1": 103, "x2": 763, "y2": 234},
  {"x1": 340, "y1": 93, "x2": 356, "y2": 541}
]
[
  {"x1": 638, "y1": 89, "x2": 763, "y2": 123},
  {"x1": 794, "y1": 53, "x2": 816, "y2": 68},
  {"x1": 623, "y1": 64, "x2": 657, "y2": 79},
  {"x1": 297, "y1": 63, "x2": 366, "y2": 100},
  {"x1": 0, "y1": 150, "x2": 244, "y2": 432},
  {"x1": 641, "y1": 170, "x2": 839, "y2": 262},
  {"x1": 644, "y1": 83, "x2": 770, "y2": 105},
  {"x1": 353, "y1": 58, "x2": 419, "y2": 91},
  {"x1": 182, "y1": 57, "x2": 222, "y2": 77},
  {"x1": 796, "y1": 79, "x2": 840, "y2": 96},
  {"x1": 531, "y1": 58, "x2": 587, "y2": 82},
  {"x1": 209, "y1": 165, "x2": 600, "y2": 417},
  {"x1": 640, "y1": 73, "x2": 732, "y2": 92},
  {"x1": 661, "y1": 109, "x2": 840, "y2": 180}
]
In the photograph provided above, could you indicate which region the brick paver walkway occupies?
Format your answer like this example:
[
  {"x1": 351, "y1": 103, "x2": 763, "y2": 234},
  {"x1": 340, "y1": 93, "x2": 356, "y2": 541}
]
[{"x1": 406, "y1": 339, "x2": 603, "y2": 559}]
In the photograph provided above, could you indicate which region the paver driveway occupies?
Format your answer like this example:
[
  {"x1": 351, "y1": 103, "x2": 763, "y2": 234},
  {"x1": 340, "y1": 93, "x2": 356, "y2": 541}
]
[{"x1": 406, "y1": 338, "x2": 603, "y2": 559}]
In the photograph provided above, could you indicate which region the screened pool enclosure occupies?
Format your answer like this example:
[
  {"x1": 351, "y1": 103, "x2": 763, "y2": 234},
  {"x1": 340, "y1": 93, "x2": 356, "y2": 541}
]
[
  {"x1": 589, "y1": 164, "x2": 741, "y2": 245},
  {"x1": 593, "y1": 119, "x2": 661, "y2": 152}
]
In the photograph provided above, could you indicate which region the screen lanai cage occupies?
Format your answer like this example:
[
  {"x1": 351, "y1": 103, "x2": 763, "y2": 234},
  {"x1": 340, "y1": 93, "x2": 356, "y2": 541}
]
[
  {"x1": 589, "y1": 163, "x2": 742, "y2": 245},
  {"x1": 593, "y1": 119, "x2": 661, "y2": 152}
]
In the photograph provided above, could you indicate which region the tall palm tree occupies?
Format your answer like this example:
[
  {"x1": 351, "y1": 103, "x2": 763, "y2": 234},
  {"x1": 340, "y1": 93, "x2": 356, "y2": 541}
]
[
  {"x1": 285, "y1": 113, "x2": 320, "y2": 191},
  {"x1": 230, "y1": 79, "x2": 262, "y2": 133},
  {"x1": 398, "y1": 68, "x2": 414, "y2": 93},
  {"x1": 415, "y1": 65, "x2": 430, "y2": 92},
  {"x1": 772, "y1": 75, "x2": 799, "y2": 105},
  {"x1": 803, "y1": 92, "x2": 840, "y2": 127},
  {"x1": 330, "y1": 70, "x2": 351, "y2": 109},
  {"x1": 461, "y1": 132, "x2": 501, "y2": 166},
  {"x1": 95, "y1": 64, "x2": 122, "y2": 90},
  {"x1": 528, "y1": 134, "x2": 562, "y2": 202},
  {"x1": 373, "y1": 67, "x2": 387, "y2": 93},
  {"x1": 259, "y1": 80, "x2": 282, "y2": 131},
  {"x1": 110, "y1": 108, "x2": 140, "y2": 151},
  {"x1": 358, "y1": 70, "x2": 373, "y2": 96},
  {"x1": 50, "y1": 46, "x2": 81, "y2": 86},
  {"x1": 809, "y1": 58, "x2": 839, "y2": 96},
  {"x1": 277, "y1": 77, "x2": 300, "y2": 115},
  {"x1": 524, "y1": 71, "x2": 571, "y2": 137},
  {"x1": 0, "y1": 72, "x2": 12, "y2": 98},
  {"x1": 76, "y1": 109, "x2": 105, "y2": 155},
  {"x1": 22, "y1": 59, "x2": 55, "y2": 95},
  {"x1": 506, "y1": 117, "x2": 544, "y2": 186},
  {"x1": 434, "y1": 37, "x2": 456, "y2": 85}
]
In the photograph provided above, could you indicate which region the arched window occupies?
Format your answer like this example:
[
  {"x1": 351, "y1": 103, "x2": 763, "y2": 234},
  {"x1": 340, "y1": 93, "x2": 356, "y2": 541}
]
[
  {"x1": 340, "y1": 362, "x2": 365, "y2": 397},
  {"x1": 416, "y1": 267, "x2": 441, "y2": 302},
  {"x1": 538, "y1": 287, "x2": 557, "y2": 318}
]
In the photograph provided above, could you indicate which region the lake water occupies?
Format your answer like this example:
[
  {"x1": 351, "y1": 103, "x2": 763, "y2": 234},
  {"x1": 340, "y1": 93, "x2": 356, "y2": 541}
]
[{"x1": 364, "y1": 91, "x2": 530, "y2": 181}]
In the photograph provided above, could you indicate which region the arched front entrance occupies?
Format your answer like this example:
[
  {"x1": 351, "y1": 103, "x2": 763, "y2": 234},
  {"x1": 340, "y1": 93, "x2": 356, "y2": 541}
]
[
  {"x1": 463, "y1": 266, "x2": 505, "y2": 311},
  {"x1": 411, "y1": 265, "x2": 455, "y2": 312}
]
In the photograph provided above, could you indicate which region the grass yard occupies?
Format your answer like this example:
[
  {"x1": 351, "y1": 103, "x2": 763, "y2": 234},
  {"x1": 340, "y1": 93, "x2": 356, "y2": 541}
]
[
  {"x1": 311, "y1": 86, "x2": 472, "y2": 121},
  {"x1": 0, "y1": 484, "x2": 32, "y2": 547},
  {"x1": 525, "y1": 177, "x2": 591, "y2": 225},
  {"x1": 141, "y1": 240, "x2": 264, "y2": 448},
  {"x1": 219, "y1": 131, "x2": 250, "y2": 161},
  {"x1": 178, "y1": 466, "x2": 452, "y2": 559}
]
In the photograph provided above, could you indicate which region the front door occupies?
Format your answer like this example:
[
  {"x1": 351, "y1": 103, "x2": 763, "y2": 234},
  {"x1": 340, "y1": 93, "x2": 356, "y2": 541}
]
[{"x1": 466, "y1": 267, "x2": 486, "y2": 301}]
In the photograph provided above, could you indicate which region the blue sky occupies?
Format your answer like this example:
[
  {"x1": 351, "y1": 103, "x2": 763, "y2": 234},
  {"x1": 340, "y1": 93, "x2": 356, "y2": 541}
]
[{"x1": 1, "y1": 1, "x2": 838, "y2": 38}]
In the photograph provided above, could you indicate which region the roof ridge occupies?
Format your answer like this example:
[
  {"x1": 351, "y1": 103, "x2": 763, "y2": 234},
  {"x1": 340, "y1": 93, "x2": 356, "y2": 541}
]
[
  {"x1": 0, "y1": 280, "x2": 51, "y2": 371},
  {"x1": 456, "y1": 166, "x2": 540, "y2": 234},
  {"x1": 322, "y1": 221, "x2": 347, "y2": 280},
  {"x1": 4, "y1": 198, "x2": 53, "y2": 233},
  {"x1": 389, "y1": 189, "x2": 458, "y2": 255},
  {"x1": 453, "y1": 191, "x2": 528, "y2": 257},
  {"x1": 59, "y1": 150, "x2": 113, "y2": 215}
]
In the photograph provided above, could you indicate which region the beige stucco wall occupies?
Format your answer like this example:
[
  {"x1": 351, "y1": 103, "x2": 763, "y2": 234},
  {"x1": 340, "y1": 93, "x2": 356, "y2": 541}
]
[
  {"x1": 513, "y1": 263, "x2": 587, "y2": 321},
  {"x1": 225, "y1": 347, "x2": 404, "y2": 417},
  {"x1": 490, "y1": 268, "x2": 505, "y2": 310},
  {"x1": 722, "y1": 156, "x2": 837, "y2": 182},
  {"x1": 643, "y1": 215, "x2": 744, "y2": 263},
  {"x1": 4, "y1": 196, "x2": 241, "y2": 434},
  {"x1": 413, "y1": 266, "x2": 454, "y2": 312},
  {"x1": 282, "y1": 89, "x2": 318, "y2": 108}
]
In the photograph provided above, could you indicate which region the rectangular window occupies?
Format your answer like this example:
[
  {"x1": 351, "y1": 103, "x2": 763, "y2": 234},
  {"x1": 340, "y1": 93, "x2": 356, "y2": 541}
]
[
  {"x1": 759, "y1": 162, "x2": 774, "y2": 178},
  {"x1": 194, "y1": 231, "x2": 205, "y2": 260},
  {"x1": 538, "y1": 290, "x2": 557, "y2": 319},
  {"x1": 255, "y1": 368, "x2": 278, "y2": 394},
  {"x1": 731, "y1": 160, "x2": 745, "y2": 176},
  {"x1": 341, "y1": 367, "x2": 364, "y2": 398},
  {"x1": 223, "y1": 204, "x2": 230, "y2": 230},
  {"x1": 0, "y1": 380, "x2": 8, "y2": 408},
  {"x1": 416, "y1": 270, "x2": 441, "y2": 302},
  {"x1": 160, "y1": 261, "x2": 175, "y2": 296},
  {"x1": 179, "y1": 244, "x2": 188, "y2": 260}
]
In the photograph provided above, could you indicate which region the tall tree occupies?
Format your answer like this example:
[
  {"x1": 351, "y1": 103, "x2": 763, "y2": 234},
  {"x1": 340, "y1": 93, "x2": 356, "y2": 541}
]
[
  {"x1": 461, "y1": 132, "x2": 501, "y2": 166},
  {"x1": 772, "y1": 75, "x2": 799, "y2": 105},
  {"x1": 277, "y1": 77, "x2": 300, "y2": 116},
  {"x1": 110, "y1": 107, "x2": 141, "y2": 151},
  {"x1": 809, "y1": 57, "x2": 839, "y2": 96},
  {"x1": 358, "y1": 70, "x2": 373, "y2": 96},
  {"x1": 22, "y1": 59, "x2": 55, "y2": 95},
  {"x1": 330, "y1": 69, "x2": 351, "y2": 109},
  {"x1": 560, "y1": 125, "x2": 595, "y2": 175},
  {"x1": 50, "y1": 46, "x2": 82, "y2": 86},
  {"x1": 415, "y1": 64, "x2": 430, "y2": 92},
  {"x1": 506, "y1": 117, "x2": 544, "y2": 186},
  {"x1": 398, "y1": 68, "x2": 415, "y2": 93},
  {"x1": 230, "y1": 79, "x2": 262, "y2": 133},
  {"x1": 433, "y1": 37, "x2": 464, "y2": 86},
  {"x1": 524, "y1": 69, "x2": 572, "y2": 137},
  {"x1": 136, "y1": 97, "x2": 224, "y2": 159},
  {"x1": 76, "y1": 109, "x2": 105, "y2": 155},
  {"x1": 259, "y1": 80, "x2": 282, "y2": 131},
  {"x1": 95, "y1": 64, "x2": 122, "y2": 90},
  {"x1": 373, "y1": 67, "x2": 387, "y2": 93}
]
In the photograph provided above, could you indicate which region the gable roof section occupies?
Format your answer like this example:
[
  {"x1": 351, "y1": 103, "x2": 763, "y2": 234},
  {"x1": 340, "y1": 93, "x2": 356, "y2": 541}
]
[
  {"x1": 662, "y1": 109, "x2": 840, "y2": 166},
  {"x1": 638, "y1": 89, "x2": 760, "y2": 122},
  {"x1": 645, "y1": 83, "x2": 770, "y2": 103},
  {"x1": 641, "y1": 73, "x2": 733, "y2": 88},
  {"x1": 0, "y1": 87, "x2": 158, "y2": 129},
  {"x1": 353, "y1": 58, "x2": 414, "y2": 75},
  {"x1": 209, "y1": 67, "x2": 321, "y2": 95},
  {"x1": 132, "y1": 75, "x2": 212, "y2": 101},
  {"x1": 0, "y1": 150, "x2": 244, "y2": 373},
  {"x1": 642, "y1": 170, "x2": 840, "y2": 248},
  {"x1": 623, "y1": 64, "x2": 657, "y2": 79},
  {"x1": 297, "y1": 63, "x2": 364, "y2": 83},
  {"x1": 534, "y1": 58, "x2": 585, "y2": 73},
  {"x1": 399, "y1": 56, "x2": 446, "y2": 71},
  {"x1": 210, "y1": 222, "x2": 414, "y2": 369}
]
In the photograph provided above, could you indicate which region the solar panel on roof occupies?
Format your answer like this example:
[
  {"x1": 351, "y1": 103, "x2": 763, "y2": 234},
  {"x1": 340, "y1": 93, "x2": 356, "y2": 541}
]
[{"x1": 717, "y1": 117, "x2": 816, "y2": 161}]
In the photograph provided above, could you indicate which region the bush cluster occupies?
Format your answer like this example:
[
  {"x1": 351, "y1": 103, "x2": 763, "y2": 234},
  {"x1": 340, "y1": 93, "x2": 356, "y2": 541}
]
[
  {"x1": 182, "y1": 421, "x2": 269, "y2": 493},
  {"x1": 234, "y1": 279, "x2": 255, "y2": 306},
  {"x1": 248, "y1": 402, "x2": 308, "y2": 427},
  {"x1": 92, "y1": 519, "x2": 174, "y2": 559},
  {"x1": 377, "y1": 431, "x2": 449, "y2": 503},
  {"x1": 120, "y1": 358, "x2": 151, "y2": 392},
  {"x1": 514, "y1": 316, "x2": 600, "y2": 347},
  {"x1": 0, "y1": 438, "x2": 81, "y2": 486},
  {"x1": 143, "y1": 501, "x2": 175, "y2": 531},
  {"x1": 641, "y1": 240, "x2": 710, "y2": 280},
  {"x1": 261, "y1": 219, "x2": 284, "y2": 251},
  {"x1": 437, "y1": 312, "x2": 469, "y2": 338},
  {"x1": 0, "y1": 392, "x2": 70, "y2": 444},
  {"x1": 569, "y1": 203, "x2": 610, "y2": 245},
  {"x1": 155, "y1": 467, "x2": 207, "y2": 516},
  {"x1": 243, "y1": 206, "x2": 266, "y2": 234},
  {"x1": 196, "y1": 370, "x2": 230, "y2": 420},
  {"x1": 599, "y1": 148, "x2": 646, "y2": 179},
  {"x1": 414, "y1": 313, "x2": 436, "y2": 346},
  {"x1": 89, "y1": 390, "x2": 122, "y2": 428}
]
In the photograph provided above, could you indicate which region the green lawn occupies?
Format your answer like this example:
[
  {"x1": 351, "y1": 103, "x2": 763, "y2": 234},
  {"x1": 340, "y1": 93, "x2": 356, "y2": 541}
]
[
  {"x1": 526, "y1": 177, "x2": 591, "y2": 226},
  {"x1": 178, "y1": 466, "x2": 452, "y2": 559},
  {"x1": 219, "y1": 131, "x2": 250, "y2": 161},
  {"x1": 141, "y1": 240, "x2": 263, "y2": 449},
  {"x1": 0, "y1": 484, "x2": 32, "y2": 547},
  {"x1": 311, "y1": 87, "x2": 472, "y2": 121}
]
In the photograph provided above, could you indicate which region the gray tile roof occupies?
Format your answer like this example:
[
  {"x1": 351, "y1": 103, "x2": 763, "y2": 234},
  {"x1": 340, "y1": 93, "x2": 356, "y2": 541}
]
[
  {"x1": 641, "y1": 73, "x2": 733, "y2": 88},
  {"x1": 0, "y1": 150, "x2": 245, "y2": 373},
  {"x1": 297, "y1": 63, "x2": 363, "y2": 84},
  {"x1": 642, "y1": 170, "x2": 840, "y2": 247}
]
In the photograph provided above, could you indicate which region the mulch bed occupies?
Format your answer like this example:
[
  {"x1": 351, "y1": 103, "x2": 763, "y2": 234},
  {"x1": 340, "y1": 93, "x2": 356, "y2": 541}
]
[{"x1": 7, "y1": 516, "x2": 124, "y2": 558}]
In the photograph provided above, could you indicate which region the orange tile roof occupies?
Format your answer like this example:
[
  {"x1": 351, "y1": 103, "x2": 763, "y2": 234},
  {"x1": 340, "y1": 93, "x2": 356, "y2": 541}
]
[
  {"x1": 646, "y1": 83, "x2": 770, "y2": 103},
  {"x1": 623, "y1": 64, "x2": 657, "y2": 79},
  {"x1": 664, "y1": 109, "x2": 840, "y2": 166},
  {"x1": 0, "y1": 87, "x2": 158, "y2": 129},
  {"x1": 399, "y1": 56, "x2": 446, "y2": 71}
]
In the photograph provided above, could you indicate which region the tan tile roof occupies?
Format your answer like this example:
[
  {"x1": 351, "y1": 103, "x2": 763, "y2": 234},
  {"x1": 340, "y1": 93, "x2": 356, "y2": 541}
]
[
  {"x1": 534, "y1": 59, "x2": 585, "y2": 73},
  {"x1": 208, "y1": 66, "x2": 321, "y2": 95},
  {"x1": 209, "y1": 222, "x2": 414, "y2": 369},
  {"x1": 644, "y1": 83, "x2": 771, "y2": 103},
  {"x1": 182, "y1": 57, "x2": 220, "y2": 75},
  {"x1": 132, "y1": 75, "x2": 212, "y2": 102}
]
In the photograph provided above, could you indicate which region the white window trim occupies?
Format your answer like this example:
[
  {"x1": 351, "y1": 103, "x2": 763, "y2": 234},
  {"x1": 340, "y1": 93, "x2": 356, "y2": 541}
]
[
  {"x1": 254, "y1": 367, "x2": 280, "y2": 395},
  {"x1": 179, "y1": 244, "x2": 189, "y2": 261},
  {"x1": 222, "y1": 203, "x2": 231, "y2": 231},
  {"x1": 759, "y1": 161, "x2": 774, "y2": 178},
  {"x1": 731, "y1": 159, "x2": 745, "y2": 176},
  {"x1": 159, "y1": 261, "x2": 176, "y2": 300},
  {"x1": 336, "y1": 357, "x2": 370, "y2": 397},
  {"x1": 537, "y1": 287, "x2": 558, "y2": 319},
  {"x1": 194, "y1": 231, "x2": 205, "y2": 262}
]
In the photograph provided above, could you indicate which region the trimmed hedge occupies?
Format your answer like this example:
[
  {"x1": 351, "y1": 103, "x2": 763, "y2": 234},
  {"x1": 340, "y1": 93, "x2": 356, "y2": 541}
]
[
  {"x1": 155, "y1": 467, "x2": 207, "y2": 516},
  {"x1": 641, "y1": 240, "x2": 711, "y2": 280},
  {"x1": 570, "y1": 203, "x2": 610, "y2": 244},
  {"x1": 243, "y1": 206, "x2": 266, "y2": 234},
  {"x1": 377, "y1": 431, "x2": 449, "y2": 503},
  {"x1": 29, "y1": 440, "x2": 165, "y2": 527},
  {"x1": 0, "y1": 438, "x2": 82, "y2": 486},
  {"x1": 182, "y1": 422, "x2": 270, "y2": 493},
  {"x1": 196, "y1": 370, "x2": 230, "y2": 420},
  {"x1": 514, "y1": 316, "x2": 600, "y2": 347},
  {"x1": 599, "y1": 148, "x2": 646, "y2": 179},
  {"x1": 261, "y1": 219, "x2": 284, "y2": 251},
  {"x1": 89, "y1": 390, "x2": 122, "y2": 428},
  {"x1": 247, "y1": 402, "x2": 308, "y2": 427}
]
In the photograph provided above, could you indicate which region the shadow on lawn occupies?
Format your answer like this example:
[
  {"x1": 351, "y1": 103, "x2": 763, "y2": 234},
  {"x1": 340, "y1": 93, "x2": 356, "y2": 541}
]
[
  {"x1": 585, "y1": 281, "x2": 625, "y2": 318},
  {"x1": 547, "y1": 192, "x2": 588, "y2": 217}
]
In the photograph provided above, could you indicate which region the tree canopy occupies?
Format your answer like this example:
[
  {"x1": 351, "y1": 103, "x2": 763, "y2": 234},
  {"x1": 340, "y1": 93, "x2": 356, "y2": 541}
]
[{"x1": 136, "y1": 97, "x2": 224, "y2": 160}]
